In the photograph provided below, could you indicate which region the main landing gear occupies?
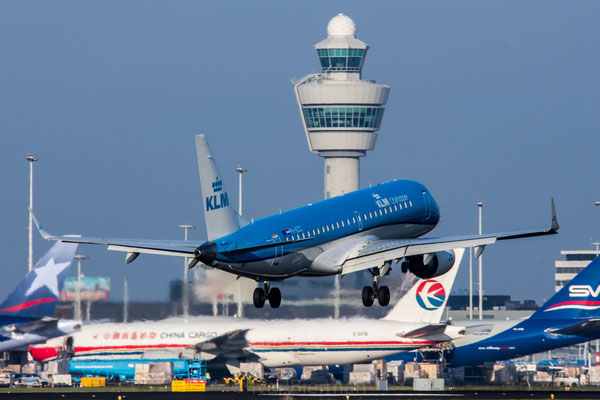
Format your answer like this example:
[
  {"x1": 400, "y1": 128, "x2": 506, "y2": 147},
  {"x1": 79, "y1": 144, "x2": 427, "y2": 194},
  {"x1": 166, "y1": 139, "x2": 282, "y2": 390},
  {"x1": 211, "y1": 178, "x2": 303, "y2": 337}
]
[
  {"x1": 253, "y1": 282, "x2": 281, "y2": 309},
  {"x1": 362, "y1": 262, "x2": 391, "y2": 307}
]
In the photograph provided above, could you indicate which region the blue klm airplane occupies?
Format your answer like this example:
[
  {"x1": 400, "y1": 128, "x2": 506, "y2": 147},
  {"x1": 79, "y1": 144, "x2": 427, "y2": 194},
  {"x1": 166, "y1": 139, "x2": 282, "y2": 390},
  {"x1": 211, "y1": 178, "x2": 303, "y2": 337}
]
[
  {"x1": 400, "y1": 255, "x2": 600, "y2": 367},
  {"x1": 33, "y1": 135, "x2": 559, "y2": 309},
  {"x1": 0, "y1": 241, "x2": 80, "y2": 351}
]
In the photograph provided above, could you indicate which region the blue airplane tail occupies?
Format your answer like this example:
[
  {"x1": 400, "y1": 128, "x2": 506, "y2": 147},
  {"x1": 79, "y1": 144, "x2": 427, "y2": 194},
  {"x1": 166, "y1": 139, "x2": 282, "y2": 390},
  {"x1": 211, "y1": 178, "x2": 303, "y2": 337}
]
[
  {"x1": 0, "y1": 241, "x2": 78, "y2": 318},
  {"x1": 530, "y1": 255, "x2": 600, "y2": 320}
]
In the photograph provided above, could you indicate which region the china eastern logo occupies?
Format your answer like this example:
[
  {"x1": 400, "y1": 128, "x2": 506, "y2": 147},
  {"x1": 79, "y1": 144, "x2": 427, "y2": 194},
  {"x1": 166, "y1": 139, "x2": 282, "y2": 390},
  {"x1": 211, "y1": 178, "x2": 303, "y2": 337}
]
[
  {"x1": 415, "y1": 280, "x2": 446, "y2": 310},
  {"x1": 206, "y1": 178, "x2": 229, "y2": 211}
]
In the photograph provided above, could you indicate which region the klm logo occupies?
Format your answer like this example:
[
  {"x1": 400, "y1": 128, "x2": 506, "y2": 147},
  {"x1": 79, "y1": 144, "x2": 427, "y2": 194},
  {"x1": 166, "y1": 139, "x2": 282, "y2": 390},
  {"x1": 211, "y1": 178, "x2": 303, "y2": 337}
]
[
  {"x1": 372, "y1": 193, "x2": 391, "y2": 208},
  {"x1": 206, "y1": 177, "x2": 229, "y2": 211}
]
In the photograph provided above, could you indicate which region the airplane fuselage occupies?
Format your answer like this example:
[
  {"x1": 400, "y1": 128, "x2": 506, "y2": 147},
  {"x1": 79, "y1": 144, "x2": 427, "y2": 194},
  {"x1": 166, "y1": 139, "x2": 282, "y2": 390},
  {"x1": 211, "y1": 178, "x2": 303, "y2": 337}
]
[
  {"x1": 31, "y1": 317, "x2": 454, "y2": 368},
  {"x1": 207, "y1": 180, "x2": 440, "y2": 281},
  {"x1": 447, "y1": 318, "x2": 600, "y2": 366}
]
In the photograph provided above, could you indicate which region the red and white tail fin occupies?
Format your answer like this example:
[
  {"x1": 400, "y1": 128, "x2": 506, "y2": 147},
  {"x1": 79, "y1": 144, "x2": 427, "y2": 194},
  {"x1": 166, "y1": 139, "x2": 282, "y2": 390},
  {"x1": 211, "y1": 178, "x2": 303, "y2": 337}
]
[{"x1": 383, "y1": 248, "x2": 464, "y2": 323}]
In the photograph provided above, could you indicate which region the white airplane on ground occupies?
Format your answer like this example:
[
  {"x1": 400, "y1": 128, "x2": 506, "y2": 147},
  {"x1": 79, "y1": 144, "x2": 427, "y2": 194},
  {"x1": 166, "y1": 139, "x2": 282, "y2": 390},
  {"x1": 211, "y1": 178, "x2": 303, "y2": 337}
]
[{"x1": 31, "y1": 250, "x2": 464, "y2": 372}]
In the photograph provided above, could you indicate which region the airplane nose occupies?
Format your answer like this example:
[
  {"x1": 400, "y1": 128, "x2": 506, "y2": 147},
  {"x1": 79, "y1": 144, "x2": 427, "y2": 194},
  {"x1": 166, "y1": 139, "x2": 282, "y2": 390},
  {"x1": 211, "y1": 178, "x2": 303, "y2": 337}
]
[{"x1": 430, "y1": 196, "x2": 440, "y2": 220}]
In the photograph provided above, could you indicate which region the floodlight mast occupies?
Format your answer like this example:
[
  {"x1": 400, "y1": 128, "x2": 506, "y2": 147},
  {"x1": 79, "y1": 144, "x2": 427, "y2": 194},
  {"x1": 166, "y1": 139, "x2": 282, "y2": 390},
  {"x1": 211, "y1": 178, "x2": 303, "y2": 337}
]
[
  {"x1": 179, "y1": 224, "x2": 195, "y2": 317},
  {"x1": 26, "y1": 154, "x2": 38, "y2": 273},
  {"x1": 477, "y1": 200, "x2": 486, "y2": 320}
]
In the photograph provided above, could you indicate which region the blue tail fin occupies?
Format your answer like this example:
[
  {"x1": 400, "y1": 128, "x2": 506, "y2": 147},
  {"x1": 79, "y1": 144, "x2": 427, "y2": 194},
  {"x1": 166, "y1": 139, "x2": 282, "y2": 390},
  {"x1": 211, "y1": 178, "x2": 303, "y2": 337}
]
[
  {"x1": 0, "y1": 241, "x2": 78, "y2": 318},
  {"x1": 530, "y1": 255, "x2": 600, "y2": 320}
]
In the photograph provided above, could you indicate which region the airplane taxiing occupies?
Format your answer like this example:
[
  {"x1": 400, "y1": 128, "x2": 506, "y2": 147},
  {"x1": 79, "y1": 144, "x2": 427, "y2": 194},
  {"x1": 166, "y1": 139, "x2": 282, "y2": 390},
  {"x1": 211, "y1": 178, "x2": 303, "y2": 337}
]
[
  {"x1": 0, "y1": 241, "x2": 80, "y2": 352},
  {"x1": 32, "y1": 249, "x2": 466, "y2": 372},
  {"x1": 34, "y1": 135, "x2": 559, "y2": 309}
]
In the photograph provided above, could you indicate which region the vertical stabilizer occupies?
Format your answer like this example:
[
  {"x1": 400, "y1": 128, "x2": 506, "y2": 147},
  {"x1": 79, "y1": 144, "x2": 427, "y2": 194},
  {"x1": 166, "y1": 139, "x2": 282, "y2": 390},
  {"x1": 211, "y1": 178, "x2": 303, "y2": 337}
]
[
  {"x1": 195, "y1": 134, "x2": 240, "y2": 241},
  {"x1": 383, "y1": 248, "x2": 464, "y2": 323},
  {"x1": 0, "y1": 241, "x2": 78, "y2": 318},
  {"x1": 530, "y1": 255, "x2": 600, "y2": 320}
]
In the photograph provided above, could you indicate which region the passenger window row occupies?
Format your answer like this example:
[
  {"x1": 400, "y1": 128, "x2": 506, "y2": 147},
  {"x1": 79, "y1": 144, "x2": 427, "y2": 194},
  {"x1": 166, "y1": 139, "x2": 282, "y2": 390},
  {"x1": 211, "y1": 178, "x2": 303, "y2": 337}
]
[{"x1": 285, "y1": 199, "x2": 413, "y2": 241}]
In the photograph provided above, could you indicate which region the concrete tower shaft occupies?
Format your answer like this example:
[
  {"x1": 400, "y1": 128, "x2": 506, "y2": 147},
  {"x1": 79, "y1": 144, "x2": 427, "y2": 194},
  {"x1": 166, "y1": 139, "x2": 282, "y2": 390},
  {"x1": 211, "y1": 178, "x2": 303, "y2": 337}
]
[{"x1": 294, "y1": 14, "x2": 390, "y2": 199}]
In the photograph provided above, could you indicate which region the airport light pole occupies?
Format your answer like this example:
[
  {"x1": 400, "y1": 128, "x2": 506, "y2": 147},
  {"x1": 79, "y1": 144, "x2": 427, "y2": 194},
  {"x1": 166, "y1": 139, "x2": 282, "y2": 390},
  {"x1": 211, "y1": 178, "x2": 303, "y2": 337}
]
[
  {"x1": 469, "y1": 246, "x2": 473, "y2": 320},
  {"x1": 235, "y1": 166, "x2": 247, "y2": 318},
  {"x1": 73, "y1": 254, "x2": 88, "y2": 321},
  {"x1": 122, "y1": 276, "x2": 129, "y2": 323},
  {"x1": 594, "y1": 201, "x2": 600, "y2": 364},
  {"x1": 236, "y1": 166, "x2": 247, "y2": 217},
  {"x1": 477, "y1": 200, "x2": 486, "y2": 320},
  {"x1": 179, "y1": 224, "x2": 195, "y2": 317},
  {"x1": 26, "y1": 154, "x2": 38, "y2": 273}
]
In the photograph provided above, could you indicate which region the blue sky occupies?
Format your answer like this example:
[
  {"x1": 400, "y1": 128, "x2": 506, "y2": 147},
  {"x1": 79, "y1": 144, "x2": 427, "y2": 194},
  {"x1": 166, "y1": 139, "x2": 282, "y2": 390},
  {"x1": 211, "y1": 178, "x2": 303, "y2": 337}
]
[{"x1": 1, "y1": 1, "x2": 599, "y2": 305}]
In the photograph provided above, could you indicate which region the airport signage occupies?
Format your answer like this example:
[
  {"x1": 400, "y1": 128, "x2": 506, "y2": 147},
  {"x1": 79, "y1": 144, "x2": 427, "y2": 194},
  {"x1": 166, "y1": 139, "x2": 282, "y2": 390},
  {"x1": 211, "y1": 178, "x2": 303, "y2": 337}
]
[{"x1": 60, "y1": 276, "x2": 110, "y2": 301}]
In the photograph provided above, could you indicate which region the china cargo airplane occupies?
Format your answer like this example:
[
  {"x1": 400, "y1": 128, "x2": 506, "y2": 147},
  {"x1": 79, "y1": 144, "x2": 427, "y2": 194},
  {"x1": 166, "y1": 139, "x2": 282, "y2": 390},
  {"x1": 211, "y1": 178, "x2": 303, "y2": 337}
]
[
  {"x1": 33, "y1": 134, "x2": 558, "y2": 309},
  {"x1": 0, "y1": 241, "x2": 81, "y2": 351},
  {"x1": 32, "y1": 250, "x2": 466, "y2": 372}
]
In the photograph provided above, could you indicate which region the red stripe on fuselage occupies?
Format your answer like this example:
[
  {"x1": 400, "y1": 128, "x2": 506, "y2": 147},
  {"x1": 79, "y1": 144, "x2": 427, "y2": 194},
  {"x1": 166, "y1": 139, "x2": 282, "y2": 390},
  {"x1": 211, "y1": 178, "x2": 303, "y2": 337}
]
[
  {"x1": 249, "y1": 340, "x2": 438, "y2": 346},
  {"x1": 0, "y1": 298, "x2": 56, "y2": 312},
  {"x1": 30, "y1": 340, "x2": 440, "y2": 361}
]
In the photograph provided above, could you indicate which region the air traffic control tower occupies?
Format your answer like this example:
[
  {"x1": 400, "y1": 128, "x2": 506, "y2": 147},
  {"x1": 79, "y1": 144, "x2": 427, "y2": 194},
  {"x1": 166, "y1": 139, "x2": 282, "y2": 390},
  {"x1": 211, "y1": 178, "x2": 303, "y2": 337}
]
[{"x1": 294, "y1": 14, "x2": 390, "y2": 199}]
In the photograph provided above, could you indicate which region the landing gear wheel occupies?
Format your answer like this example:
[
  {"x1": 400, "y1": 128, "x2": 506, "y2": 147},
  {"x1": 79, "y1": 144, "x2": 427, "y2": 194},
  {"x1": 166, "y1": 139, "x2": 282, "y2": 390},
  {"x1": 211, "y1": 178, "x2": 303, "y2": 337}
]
[
  {"x1": 377, "y1": 286, "x2": 391, "y2": 306},
  {"x1": 268, "y1": 287, "x2": 281, "y2": 308},
  {"x1": 401, "y1": 262, "x2": 408, "y2": 273},
  {"x1": 362, "y1": 286, "x2": 374, "y2": 307},
  {"x1": 253, "y1": 288, "x2": 266, "y2": 308}
]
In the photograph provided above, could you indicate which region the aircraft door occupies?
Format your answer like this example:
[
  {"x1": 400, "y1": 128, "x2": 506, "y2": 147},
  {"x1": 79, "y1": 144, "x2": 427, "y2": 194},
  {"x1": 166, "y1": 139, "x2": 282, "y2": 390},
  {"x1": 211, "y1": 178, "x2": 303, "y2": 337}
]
[
  {"x1": 422, "y1": 191, "x2": 432, "y2": 220},
  {"x1": 354, "y1": 211, "x2": 363, "y2": 231},
  {"x1": 272, "y1": 235, "x2": 282, "y2": 265}
]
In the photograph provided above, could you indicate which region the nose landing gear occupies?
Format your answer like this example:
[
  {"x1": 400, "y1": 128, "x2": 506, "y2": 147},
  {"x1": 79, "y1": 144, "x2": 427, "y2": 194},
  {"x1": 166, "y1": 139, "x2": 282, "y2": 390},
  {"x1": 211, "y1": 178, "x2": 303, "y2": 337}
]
[
  {"x1": 253, "y1": 282, "x2": 281, "y2": 308},
  {"x1": 361, "y1": 263, "x2": 391, "y2": 307}
]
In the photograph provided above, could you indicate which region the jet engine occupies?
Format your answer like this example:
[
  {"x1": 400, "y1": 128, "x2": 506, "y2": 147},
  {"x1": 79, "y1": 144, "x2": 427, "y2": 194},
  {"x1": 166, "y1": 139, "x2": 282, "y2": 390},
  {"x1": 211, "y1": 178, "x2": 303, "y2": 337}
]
[{"x1": 401, "y1": 250, "x2": 455, "y2": 279}]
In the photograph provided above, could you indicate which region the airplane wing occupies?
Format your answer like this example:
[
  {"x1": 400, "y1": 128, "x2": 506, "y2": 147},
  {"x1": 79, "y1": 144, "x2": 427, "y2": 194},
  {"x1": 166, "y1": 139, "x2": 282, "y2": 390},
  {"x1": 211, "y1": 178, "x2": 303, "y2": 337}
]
[
  {"x1": 31, "y1": 211, "x2": 200, "y2": 258},
  {"x1": 548, "y1": 319, "x2": 600, "y2": 337},
  {"x1": 32, "y1": 211, "x2": 313, "y2": 263},
  {"x1": 341, "y1": 199, "x2": 559, "y2": 275},
  {"x1": 181, "y1": 329, "x2": 258, "y2": 361}
]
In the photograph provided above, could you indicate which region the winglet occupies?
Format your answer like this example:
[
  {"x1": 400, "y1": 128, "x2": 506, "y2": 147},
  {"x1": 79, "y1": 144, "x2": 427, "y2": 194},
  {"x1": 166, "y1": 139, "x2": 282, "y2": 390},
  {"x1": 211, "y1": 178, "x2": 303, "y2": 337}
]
[
  {"x1": 29, "y1": 208, "x2": 53, "y2": 241},
  {"x1": 550, "y1": 197, "x2": 559, "y2": 232}
]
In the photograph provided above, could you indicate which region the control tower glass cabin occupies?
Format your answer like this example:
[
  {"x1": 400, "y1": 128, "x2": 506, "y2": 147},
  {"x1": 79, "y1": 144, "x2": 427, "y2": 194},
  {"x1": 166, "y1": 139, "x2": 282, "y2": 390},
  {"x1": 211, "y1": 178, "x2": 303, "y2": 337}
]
[{"x1": 294, "y1": 14, "x2": 390, "y2": 199}]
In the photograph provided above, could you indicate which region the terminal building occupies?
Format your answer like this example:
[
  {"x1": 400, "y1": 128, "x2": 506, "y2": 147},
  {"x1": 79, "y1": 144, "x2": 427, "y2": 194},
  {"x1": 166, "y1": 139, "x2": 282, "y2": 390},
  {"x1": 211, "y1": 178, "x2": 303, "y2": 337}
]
[{"x1": 554, "y1": 248, "x2": 599, "y2": 292}]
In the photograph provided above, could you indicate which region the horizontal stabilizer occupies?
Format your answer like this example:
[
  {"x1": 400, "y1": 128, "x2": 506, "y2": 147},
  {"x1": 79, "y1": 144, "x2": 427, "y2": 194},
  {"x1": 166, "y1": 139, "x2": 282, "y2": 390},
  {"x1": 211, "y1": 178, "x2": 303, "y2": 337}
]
[
  {"x1": 185, "y1": 329, "x2": 257, "y2": 362},
  {"x1": 10, "y1": 318, "x2": 58, "y2": 335},
  {"x1": 549, "y1": 319, "x2": 600, "y2": 336},
  {"x1": 397, "y1": 324, "x2": 446, "y2": 338}
]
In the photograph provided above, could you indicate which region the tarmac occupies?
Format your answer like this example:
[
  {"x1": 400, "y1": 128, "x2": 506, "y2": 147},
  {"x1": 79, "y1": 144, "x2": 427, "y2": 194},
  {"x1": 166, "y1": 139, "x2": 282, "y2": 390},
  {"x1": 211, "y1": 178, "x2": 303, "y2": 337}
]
[{"x1": 2, "y1": 390, "x2": 600, "y2": 400}]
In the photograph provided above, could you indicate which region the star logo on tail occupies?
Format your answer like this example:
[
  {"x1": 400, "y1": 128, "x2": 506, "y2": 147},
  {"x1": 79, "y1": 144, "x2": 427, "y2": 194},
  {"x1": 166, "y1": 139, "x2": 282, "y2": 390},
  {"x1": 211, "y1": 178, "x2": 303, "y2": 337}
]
[{"x1": 25, "y1": 257, "x2": 71, "y2": 296}]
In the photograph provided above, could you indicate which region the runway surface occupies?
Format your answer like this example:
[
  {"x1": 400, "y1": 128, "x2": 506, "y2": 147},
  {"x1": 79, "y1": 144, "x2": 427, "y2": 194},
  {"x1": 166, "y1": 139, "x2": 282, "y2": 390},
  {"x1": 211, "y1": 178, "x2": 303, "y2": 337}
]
[{"x1": 1, "y1": 390, "x2": 600, "y2": 400}]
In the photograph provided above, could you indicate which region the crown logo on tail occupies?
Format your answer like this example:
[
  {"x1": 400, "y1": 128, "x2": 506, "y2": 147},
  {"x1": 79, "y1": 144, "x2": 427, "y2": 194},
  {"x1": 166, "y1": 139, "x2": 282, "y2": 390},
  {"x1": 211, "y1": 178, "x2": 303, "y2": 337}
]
[{"x1": 212, "y1": 178, "x2": 223, "y2": 193}]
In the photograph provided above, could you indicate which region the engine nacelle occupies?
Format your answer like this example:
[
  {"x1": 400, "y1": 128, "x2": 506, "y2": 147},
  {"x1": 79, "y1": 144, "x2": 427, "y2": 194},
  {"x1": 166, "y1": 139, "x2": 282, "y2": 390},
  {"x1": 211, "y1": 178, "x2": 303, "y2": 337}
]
[{"x1": 401, "y1": 250, "x2": 455, "y2": 279}]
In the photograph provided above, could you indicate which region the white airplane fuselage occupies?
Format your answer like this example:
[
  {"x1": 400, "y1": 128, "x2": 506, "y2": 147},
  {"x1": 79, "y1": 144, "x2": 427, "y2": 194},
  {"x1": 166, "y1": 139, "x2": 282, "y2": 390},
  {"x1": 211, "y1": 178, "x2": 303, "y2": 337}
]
[{"x1": 31, "y1": 317, "x2": 456, "y2": 368}]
